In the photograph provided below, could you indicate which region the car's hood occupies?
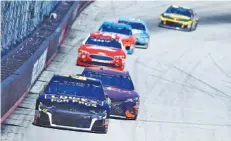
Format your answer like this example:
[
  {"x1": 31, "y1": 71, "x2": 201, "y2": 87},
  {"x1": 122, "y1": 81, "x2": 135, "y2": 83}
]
[
  {"x1": 81, "y1": 44, "x2": 125, "y2": 57},
  {"x1": 103, "y1": 86, "x2": 138, "y2": 101},
  {"x1": 163, "y1": 13, "x2": 191, "y2": 20},
  {"x1": 47, "y1": 106, "x2": 106, "y2": 117},
  {"x1": 39, "y1": 94, "x2": 105, "y2": 110}
]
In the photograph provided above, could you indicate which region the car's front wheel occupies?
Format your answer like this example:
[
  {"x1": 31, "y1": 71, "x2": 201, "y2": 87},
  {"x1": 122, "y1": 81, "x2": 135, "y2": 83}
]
[{"x1": 187, "y1": 23, "x2": 193, "y2": 32}]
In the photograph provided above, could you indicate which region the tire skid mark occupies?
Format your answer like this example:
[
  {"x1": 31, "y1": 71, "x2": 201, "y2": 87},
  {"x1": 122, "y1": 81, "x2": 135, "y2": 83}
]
[
  {"x1": 177, "y1": 60, "x2": 202, "y2": 121},
  {"x1": 208, "y1": 53, "x2": 231, "y2": 78},
  {"x1": 148, "y1": 73, "x2": 224, "y2": 98},
  {"x1": 137, "y1": 119, "x2": 231, "y2": 127},
  {"x1": 128, "y1": 56, "x2": 148, "y2": 141},
  {"x1": 172, "y1": 65, "x2": 231, "y2": 98},
  {"x1": 131, "y1": 41, "x2": 196, "y2": 140},
  {"x1": 179, "y1": 60, "x2": 202, "y2": 94},
  {"x1": 143, "y1": 44, "x2": 195, "y2": 103}
]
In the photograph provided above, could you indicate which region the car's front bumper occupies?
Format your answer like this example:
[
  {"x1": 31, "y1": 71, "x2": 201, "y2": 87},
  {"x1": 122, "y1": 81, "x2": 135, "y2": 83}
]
[
  {"x1": 135, "y1": 40, "x2": 149, "y2": 48},
  {"x1": 159, "y1": 21, "x2": 191, "y2": 31},
  {"x1": 33, "y1": 108, "x2": 108, "y2": 133}
]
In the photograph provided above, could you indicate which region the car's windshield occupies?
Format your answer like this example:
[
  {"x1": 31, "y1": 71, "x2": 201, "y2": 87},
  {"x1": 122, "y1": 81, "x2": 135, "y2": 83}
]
[
  {"x1": 99, "y1": 24, "x2": 132, "y2": 36},
  {"x1": 85, "y1": 36, "x2": 122, "y2": 49},
  {"x1": 118, "y1": 21, "x2": 146, "y2": 31},
  {"x1": 44, "y1": 77, "x2": 105, "y2": 101},
  {"x1": 166, "y1": 7, "x2": 191, "y2": 17},
  {"x1": 83, "y1": 71, "x2": 134, "y2": 91}
]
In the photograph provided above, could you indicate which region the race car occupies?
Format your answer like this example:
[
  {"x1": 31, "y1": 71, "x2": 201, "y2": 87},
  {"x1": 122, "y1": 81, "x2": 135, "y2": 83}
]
[
  {"x1": 118, "y1": 18, "x2": 150, "y2": 48},
  {"x1": 33, "y1": 75, "x2": 111, "y2": 133},
  {"x1": 98, "y1": 21, "x2": 136, "y2": 54},
  {"x1": 159, "y1": 5, "x2": 199, "y2": 31},
  {"x1": 81, "y1": 67, "x2": 140, "y2": 120},
  {"x1": 76, "y1": 32, "x2": 126, "y2": 71}
]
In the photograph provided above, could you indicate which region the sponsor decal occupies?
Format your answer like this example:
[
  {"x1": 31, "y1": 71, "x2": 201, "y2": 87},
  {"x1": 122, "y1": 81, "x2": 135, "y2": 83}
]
[
  {"x1": 45, "y1": 95, "x2": 98, "y2": 107},
  {"x1": 31, "y1": 48, "x2": 48, "y2": 85},
  {"x1": 86, "y1": 46, "x2": 117, "y2": 52}
]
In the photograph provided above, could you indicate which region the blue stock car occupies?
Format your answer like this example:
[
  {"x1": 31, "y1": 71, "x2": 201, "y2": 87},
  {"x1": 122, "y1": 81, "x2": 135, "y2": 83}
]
[
  {"x1": 118, "y1": 18, "x2": 150, "y2": 48},
  {"x1": 33, "y1": 75, "x2": 111, "y2": 133},
  {"x1": 82, "y1": 67, "x2": 140, "y2": 120},
  {"x1": 98, "y1": 21, "x2": 136, "y2": 55}
]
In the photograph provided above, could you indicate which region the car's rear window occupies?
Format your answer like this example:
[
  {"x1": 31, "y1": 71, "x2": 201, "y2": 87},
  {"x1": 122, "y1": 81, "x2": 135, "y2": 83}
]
[
  {"x1": 82, "y1": 71, "x2": 134, "y2": 91},
  {"x1": 85, "y1": 36, "x2": 122, "y2": 49},
  {"x1": 118, "y1": 20, "x2": 146, "y2": 31},
  {"x1": 99, "y1": 24, "x2": 132, "y2": 36}
]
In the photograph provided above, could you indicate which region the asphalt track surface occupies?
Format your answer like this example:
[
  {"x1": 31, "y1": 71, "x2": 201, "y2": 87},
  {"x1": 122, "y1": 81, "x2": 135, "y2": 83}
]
[{"x1": 2, "y1": 1, "x2": 231, "y2": 141}]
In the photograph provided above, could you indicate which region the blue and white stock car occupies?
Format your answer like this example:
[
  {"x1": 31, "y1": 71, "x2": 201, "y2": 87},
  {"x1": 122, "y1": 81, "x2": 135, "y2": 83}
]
[
  {"x1": 118, "y1": 18, "x2": 150, "y2": 49},
  {"x1": 33, "y1": 75, "x2": 111, "y2": 133}
]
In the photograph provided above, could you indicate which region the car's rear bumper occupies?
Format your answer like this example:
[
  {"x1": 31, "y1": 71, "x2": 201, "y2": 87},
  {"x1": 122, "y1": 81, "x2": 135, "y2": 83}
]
[{"x1": 76, "y1": 58, "x2": 124, "y2": 71}]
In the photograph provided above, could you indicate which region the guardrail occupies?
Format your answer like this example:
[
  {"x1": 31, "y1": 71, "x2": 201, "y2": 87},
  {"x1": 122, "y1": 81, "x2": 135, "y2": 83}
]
[{"x1": 0, "y1": 1, "x2": 94, "y2": 123}]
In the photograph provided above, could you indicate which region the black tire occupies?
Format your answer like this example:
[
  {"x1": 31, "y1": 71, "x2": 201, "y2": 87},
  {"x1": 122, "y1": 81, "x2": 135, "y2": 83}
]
[
  {"x1": 129, "y1": 112, "x2": 138, "y2": 120},
  {"x1": 194, "y1": 22, "x2": 198, "y2": 31},
  {"x1": 101, "y1": 127, "x2": 108, "y2": 134},
  {"x1": 187, "y1": 23, "x2": 193, "y2": 32}
]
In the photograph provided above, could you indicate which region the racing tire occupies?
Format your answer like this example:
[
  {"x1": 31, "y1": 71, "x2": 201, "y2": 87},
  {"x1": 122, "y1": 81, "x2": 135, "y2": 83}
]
[
  {"x1": 194, "y1": 22, "x2": 198, "y2": 31},
  {"x1": 101, "y1": 127, "x2": 108, "y2": 134},
  {"x1": 133, "y1": 113, "x2": 138, "y2": 120},
  {"x1": 128, "y1": 112, "x2": 138, "y2": 120},
  {"x1": 187, "y1": 23, "x2": 193, "y2": 32}
]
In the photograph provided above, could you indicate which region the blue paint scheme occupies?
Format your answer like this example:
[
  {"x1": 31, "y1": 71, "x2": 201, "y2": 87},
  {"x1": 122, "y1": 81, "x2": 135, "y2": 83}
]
[
  {"x1": 99, "y1": 21, "x2": 132, "y2": 31},
  {"x1": 126, "y1": 49, "x2": 133, "y2": 54},
  {"x1": 81, "y1": 67, "x2": 140, "y2": 117},
  {"x1": 118, "y1": 18, "x2": 150, "y2": 48},
  {"x1": 37, "y1": 74, "x2": 111, "y2": 117}
]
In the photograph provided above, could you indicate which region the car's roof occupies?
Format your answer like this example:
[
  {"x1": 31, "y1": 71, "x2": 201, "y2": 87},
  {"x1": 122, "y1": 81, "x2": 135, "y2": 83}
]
[
  {"x1": 118, "y1": 18, "x2": 146, "y2": 24},
  {"x1": 49, "y1": 74, "x2": 101, "y2": 85},
  {"x1": 102, "y1": 21, "x2": 132, "y2": 29},
  {"x1": 83, "y1": 67, "x2": 130, "y2": 77}
]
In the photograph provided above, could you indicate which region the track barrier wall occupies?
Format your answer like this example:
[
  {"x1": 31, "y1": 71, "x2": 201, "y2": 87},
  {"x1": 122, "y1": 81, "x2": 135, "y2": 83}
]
[{"x1": 0, "y1": 1, "x2": 94, "y2": 123}]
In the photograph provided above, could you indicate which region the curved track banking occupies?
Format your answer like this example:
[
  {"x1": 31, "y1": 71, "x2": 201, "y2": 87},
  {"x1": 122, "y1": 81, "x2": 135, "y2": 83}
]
[{"x1": 2, "y1": 1, "x2": 231, "y2": 141}]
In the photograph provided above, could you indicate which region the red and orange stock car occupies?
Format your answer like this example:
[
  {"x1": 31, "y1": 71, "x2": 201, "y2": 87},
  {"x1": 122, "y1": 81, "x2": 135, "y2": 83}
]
[{"x1": 76, "y1": 32, "x2": 126, "y2": 71}]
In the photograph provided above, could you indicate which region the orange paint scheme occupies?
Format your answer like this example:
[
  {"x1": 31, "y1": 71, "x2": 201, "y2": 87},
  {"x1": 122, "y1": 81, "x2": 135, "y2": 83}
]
[
  {"x1": 125, "y1": 105, "x2": 139, "y2": 119},
  {"x1": 121, "y1": 36, "x2": 136, "y2": 47},
  {"x1": 92, "y1": 31, "x2": 136, "y2": 49}
]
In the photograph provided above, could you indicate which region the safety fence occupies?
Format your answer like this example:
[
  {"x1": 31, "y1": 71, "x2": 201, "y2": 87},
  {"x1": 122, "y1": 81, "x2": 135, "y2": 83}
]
[
  {"x1": 1, "y1": 1, "x2": 59, "y2": 57},
  {"x1": 0, "y1": 1, "x2": 94, "y2": 123}
]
